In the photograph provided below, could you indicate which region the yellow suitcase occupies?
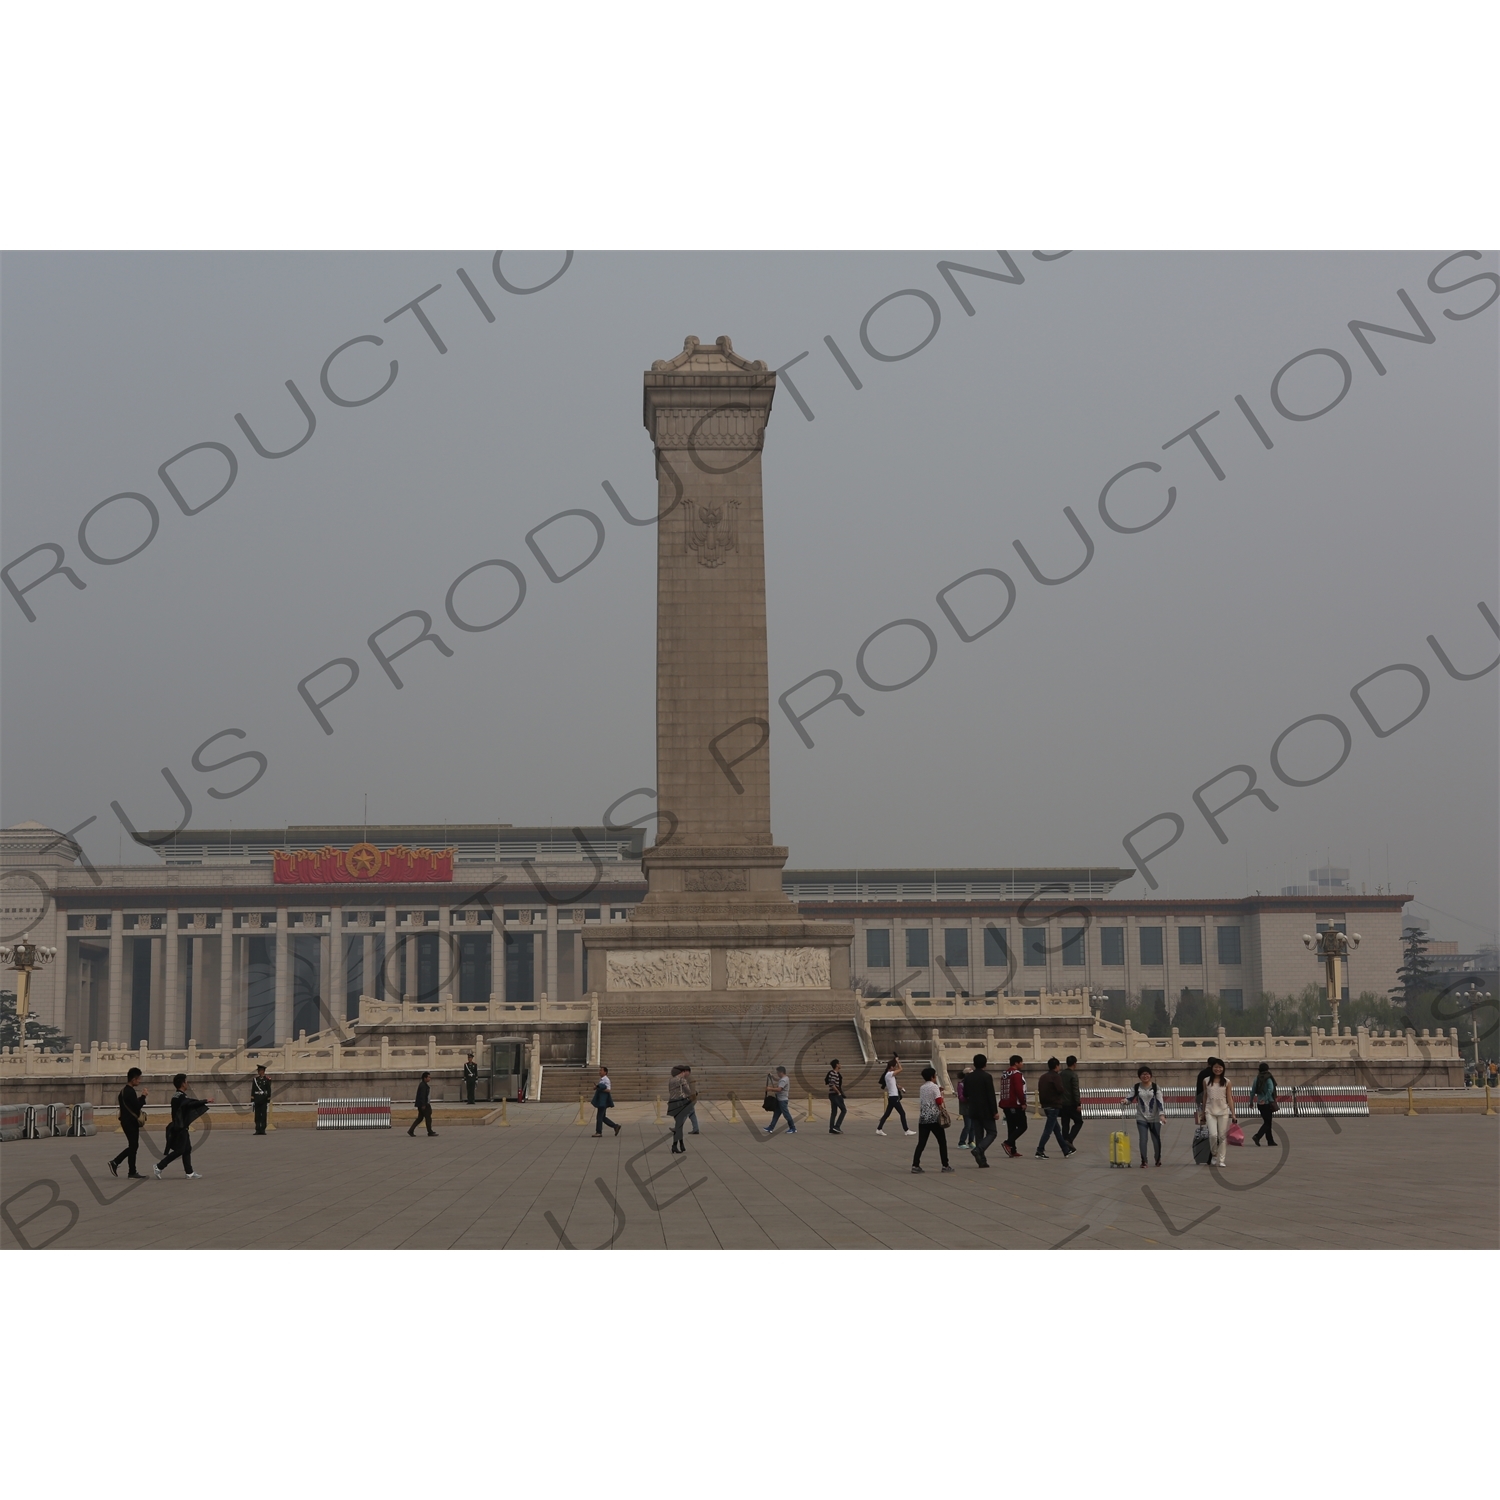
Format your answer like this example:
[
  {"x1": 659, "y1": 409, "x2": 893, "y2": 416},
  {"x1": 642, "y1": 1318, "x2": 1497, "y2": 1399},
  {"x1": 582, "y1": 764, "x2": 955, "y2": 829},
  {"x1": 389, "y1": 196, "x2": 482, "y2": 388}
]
[{"x1": 1108, "y1": 1129, "x2": 1131, "y2": 1167}]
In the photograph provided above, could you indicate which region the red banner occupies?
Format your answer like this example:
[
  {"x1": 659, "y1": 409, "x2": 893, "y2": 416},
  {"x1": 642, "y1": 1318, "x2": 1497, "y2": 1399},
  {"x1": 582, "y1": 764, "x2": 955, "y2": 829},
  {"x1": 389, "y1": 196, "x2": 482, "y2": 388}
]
[{"x1": 272, "y1": 843, "x2": 453, "y2": 885}]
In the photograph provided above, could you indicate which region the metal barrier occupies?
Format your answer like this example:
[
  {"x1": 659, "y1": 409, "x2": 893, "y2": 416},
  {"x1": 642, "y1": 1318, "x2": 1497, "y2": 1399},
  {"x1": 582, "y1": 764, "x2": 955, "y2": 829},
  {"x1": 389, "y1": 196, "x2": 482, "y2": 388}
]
[
  {"x1": 69, "y1": 1102, "x2": 96, "y2": 1137},
  {"x1": 1081, "y1": 1085, "x2": 1368, "y2": 1118},
  {"x1": 0, "y1": 1103, "x2": 31, "y2": 1140},
  {"x1": 315, "y1": 1097, "x2": 392, "y2": 1129},
  {"x1": 43, "y1": 1102, "x2": 68, "y2": 1136}
]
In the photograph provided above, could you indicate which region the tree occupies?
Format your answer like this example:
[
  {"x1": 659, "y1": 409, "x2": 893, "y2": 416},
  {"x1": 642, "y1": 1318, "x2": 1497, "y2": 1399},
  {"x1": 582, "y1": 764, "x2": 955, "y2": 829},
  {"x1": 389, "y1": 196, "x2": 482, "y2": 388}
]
[
  {"x1": 0, "y1": 990, "x2": 72, "y2": 1052},
  {"x1": 1391, "y1": 926, "x2": 1436, "y2": 1014}
]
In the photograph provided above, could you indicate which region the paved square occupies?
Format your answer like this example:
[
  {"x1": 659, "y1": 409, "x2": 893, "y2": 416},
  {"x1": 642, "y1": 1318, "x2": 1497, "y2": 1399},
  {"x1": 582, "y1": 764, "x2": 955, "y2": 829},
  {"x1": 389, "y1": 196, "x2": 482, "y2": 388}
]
[{"x1": 3, "y1": 1102, "x2": 1495, "y2": 1250}]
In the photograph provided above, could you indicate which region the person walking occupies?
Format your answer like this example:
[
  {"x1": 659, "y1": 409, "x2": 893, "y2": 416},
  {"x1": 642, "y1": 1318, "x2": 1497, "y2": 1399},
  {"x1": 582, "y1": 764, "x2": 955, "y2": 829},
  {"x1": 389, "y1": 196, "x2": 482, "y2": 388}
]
[
  {"x1": 964, "y1": 1054, "x2": 999, "y2": 1167},
  {"x1": 250, "y1": 1064, "x2": 271, "y2": 1135},
  {"x1": 591, "y1": 1066, "x2": 621, "y2": 1136},
  {"x1": 910, "y1": 1066, "x2": 955, "y2": 1173},
  {"x1": 1198, "y1": 1058, "x2": 1237, "y2": 1167},
  {"x1": 999, "y1": 1055, "x2": 1029, "y2": 1158},
  {"x1": 1250, "y1": 1062, "x2": 1279, "y2": 1146},
  {"x1": 824, "y1": 1059, "x2": 847, "y2": 1134},
  {"x1": 955, "y1": 1065, "x2": 973, "y2": 1149},
  {"x1": 763, "y1": 1066, "x2": 797, "y2": 1134},
  {"x1": 681, "y1": 1063, "x2": 701, "y2": 1136},
  {"x1": 1035, "y1": 1057, "x2": 1075, "y2": 1158},
  {"x1": 107, "y1": 1067, "x2": 147, "y2": 1178},
  {"x1": 463, "y1": 1052, "x2": 479, "y2": 1105},
  {"x1": 667, "y1": 1064, "x2": 698, "y2": 1153},
  {"x1": 1062, "y1": 1054, "x2": 1084, "y2": 1149},
  {"x1": 1127, "y1": 1065, "x2": 1165, "y2": 1167},
  {"x1": 408, "y1": 1072, "x2": 437, "y2": 1136},
  {"x1": 877, "y1": 1054, "x2": 913, "y2": 1136},
  {"x1": 153, "y1": 1074, "x2": 211, "y2": 1178}
]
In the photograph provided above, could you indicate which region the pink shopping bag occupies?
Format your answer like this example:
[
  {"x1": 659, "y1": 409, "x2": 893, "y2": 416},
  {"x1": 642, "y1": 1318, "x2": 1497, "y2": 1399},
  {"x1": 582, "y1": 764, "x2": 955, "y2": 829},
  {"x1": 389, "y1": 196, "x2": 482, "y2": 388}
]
[{"x1": 1227, "y1": 1121, "x2": 1245, "y2": 1147}]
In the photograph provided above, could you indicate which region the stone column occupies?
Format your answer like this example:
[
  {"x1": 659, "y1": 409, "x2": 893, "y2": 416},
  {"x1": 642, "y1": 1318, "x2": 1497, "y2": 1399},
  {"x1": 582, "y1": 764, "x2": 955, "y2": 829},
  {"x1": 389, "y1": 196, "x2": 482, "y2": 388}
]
[
  {"x1": 361, "y1": 933, "x2": 373, "y2": 1012},
  {"x1": 384, "y1": 902, "x2": 398, "y2": 1000},
  {"x1": 318, "y1": 924, "x2": 330, "y2": 1030},
  {"x1": 545, "y1": 905, "x2": 558, "y2": 1011},
  {"x1": 219, "y1": 908, "x2": 234, "y2": 1046},
  {"x1": 148, "y1": 933, "x2": 163, "y2": 1046},
  {"x1": 491, "y1": 915, "x2": 507, "y2": 1007},
  {"x1": 274, "y1": 907, "x2": 290, "y2": 1042},
  {"x1": 330, "y1": 908, "x2": 344, "y2": 1022},
  {"x1": 238, "y1": 930, "x2": 250, "y2": 1042},
  {"x1": 190, "y1": 933, "x2": 204, "y2": 1041},
  {"x1": 107, "y1": 913, "x2": 124, "y2": 1045},
  {"x1": 164, "y1": 909, "x2": 181, "y2": 1045},
  {"x1": 438, "y1": 906, "x2": 452, "y2": 1005}
]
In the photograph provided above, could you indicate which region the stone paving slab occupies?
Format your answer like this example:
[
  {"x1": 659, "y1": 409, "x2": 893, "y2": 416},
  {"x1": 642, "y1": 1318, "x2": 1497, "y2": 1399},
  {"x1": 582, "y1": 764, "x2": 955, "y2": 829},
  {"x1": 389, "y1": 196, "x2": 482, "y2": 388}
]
[{"x1": 2, "y1": 1102, "x2": 1494, "y2": 1251}]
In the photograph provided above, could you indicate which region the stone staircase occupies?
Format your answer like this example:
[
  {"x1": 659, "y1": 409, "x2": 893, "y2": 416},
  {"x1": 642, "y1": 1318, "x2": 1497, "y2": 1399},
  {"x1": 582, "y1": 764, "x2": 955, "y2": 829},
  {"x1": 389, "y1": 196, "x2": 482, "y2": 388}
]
[{"x1": 540, "y1": 1015, "x2": 884, "y2": 1102}]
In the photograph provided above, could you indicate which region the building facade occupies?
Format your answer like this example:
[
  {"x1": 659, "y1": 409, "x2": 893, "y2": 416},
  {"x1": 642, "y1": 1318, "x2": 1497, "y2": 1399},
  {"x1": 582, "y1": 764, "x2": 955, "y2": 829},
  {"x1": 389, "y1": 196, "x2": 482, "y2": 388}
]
[{"x1": 3, "y1": 823, "x2": 1412, "y2": 1047}]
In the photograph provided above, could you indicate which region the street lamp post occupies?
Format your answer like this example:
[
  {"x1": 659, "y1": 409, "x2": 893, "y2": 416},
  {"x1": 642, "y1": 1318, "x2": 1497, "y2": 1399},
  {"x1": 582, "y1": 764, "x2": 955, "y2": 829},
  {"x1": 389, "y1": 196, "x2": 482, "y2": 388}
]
[
  {"x1": 0, "y1": 933, "x2": 58, "y2": 1042},
  {"x1": 1303, "y1": 928, "x2": 1361, "y2": 1035}
]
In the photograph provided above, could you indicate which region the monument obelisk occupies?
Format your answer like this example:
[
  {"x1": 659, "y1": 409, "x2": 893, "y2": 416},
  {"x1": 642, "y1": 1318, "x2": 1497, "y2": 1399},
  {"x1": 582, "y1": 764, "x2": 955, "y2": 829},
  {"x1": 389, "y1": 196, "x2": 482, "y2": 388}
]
[{"x1": 585, "y1": 336, "x2": 853, "y2": 1000}]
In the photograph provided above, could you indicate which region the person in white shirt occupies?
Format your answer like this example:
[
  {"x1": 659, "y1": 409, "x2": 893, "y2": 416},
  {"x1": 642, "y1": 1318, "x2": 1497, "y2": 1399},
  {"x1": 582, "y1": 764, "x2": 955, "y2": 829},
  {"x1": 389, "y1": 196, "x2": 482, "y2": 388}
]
[
  {"x1": 877, "y1": 1054, "x2": 913, "y2": 1136},
  {"x1": 1197, "y1": 1058, "x2": 1237, "y2": 1167},
  {"x1": 910, "y1": 1066, "x2": 954, "y2": 1172},
  {"x1": 763, "y1": 1065, "x2": 797, "y2": 1135}
]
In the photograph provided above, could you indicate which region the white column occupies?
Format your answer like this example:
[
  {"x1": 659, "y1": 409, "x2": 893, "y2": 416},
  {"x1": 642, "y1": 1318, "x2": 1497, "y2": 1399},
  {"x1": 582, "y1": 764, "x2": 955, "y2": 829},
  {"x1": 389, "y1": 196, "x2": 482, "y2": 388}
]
[
  {"x1": 190, "y1": 933, "x2": 204, "y2": 1042},
  {"x1": 361, "y1": 933, "x2": 373, "y2": 1011},
  {"x1": 491, "y1": 916, "x2": 507, "y2": 1006},
  {"x1": 107, "y1": 913, "x2": 124, "y2": 1045},
  {"x1": 545, "y1": 905, "x2": 558, "y2": 1008},
  {"x1": 384, "y1": 902, "x2": 398, "y2": 1000},
  {"x1": 219, "y1": 908, "x2": 234, "y2": 1046},
  {"x1": 438, "y1": 906, "x2": 452, "y2": 1003},
  {"x1": 238, "y1": 928, "x2": 251, "y2": 1042},
  {"x1": 317, "y1": 924, "x2": 329, "y2": 1029},
  {"x1": 164, "y1": 909, "x2": 181, "y2": 1045},
  {"x1": 274, "y1": 907, "x2": 290, "y2": 1042},
  {"x1": 330, "y1": 907, "x2": 345, "y2": 1024},
  {"x1": 147, "y1": 933, "x2": 164, "y2": 1046}
]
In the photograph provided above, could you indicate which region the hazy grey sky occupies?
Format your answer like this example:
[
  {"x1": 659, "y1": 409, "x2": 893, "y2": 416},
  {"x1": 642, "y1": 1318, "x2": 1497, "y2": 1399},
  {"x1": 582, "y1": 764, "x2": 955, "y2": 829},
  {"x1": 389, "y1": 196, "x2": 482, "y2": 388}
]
[{"x1": 2, "y1": 251, "x2": 1496, "y2": 941}]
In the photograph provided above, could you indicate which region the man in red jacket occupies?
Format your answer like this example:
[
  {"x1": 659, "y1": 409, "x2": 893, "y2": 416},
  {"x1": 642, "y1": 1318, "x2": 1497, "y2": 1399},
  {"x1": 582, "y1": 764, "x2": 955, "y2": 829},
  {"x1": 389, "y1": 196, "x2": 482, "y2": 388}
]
[{"x1": 999, "y1": 1054, "x2": 1029, "y2": 1158}]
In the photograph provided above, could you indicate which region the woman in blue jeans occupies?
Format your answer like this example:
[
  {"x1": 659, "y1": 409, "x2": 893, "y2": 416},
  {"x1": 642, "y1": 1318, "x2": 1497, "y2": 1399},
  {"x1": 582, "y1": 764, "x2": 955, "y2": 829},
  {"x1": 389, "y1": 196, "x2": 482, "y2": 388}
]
[
  {"x1": 1127, "y1": 1065, "x2": 1165, "y2": 1167},
  {"x1": 764, "y1": 1066, "x2": 797, "y2": 1134}
]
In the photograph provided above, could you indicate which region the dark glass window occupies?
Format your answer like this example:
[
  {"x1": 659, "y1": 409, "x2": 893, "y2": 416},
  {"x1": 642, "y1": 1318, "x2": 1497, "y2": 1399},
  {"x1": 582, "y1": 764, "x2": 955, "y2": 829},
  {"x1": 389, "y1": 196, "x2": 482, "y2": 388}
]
[
  {"x1": 866, "y1": 929, "x2": 891, "y2": 967},
  {"x1": 906, "y1": 928, "x2": 930, "y2": 968},
  {"x1": 1100, "y1": 926, "x2": 1125, "y2": 965},
  {"x1": 1139, "y1": 927, "x2": 1164, "y2": 966},
  {"x1": 1221, "y1": 988, "x2": 1244, "y2": 1010},
  {"x1": 983, "y1": 926, "x2": 1008, "y2": 966},
  {"x1": 1061, "y1": 927, "x2": 1086, "y2": 966},
  {"x1": 944, "y1": 928, "x2": 969, "y2": 965},
  {"x1": 1178, "y1": 926, "x2": 1203, "y2": 965},
  {"x1": 1217, "y1": 926, "x2": 1242, "y2": 965},
  {"x1": 1023, "y1": 930, "x2": 1047, "y2": 966}
]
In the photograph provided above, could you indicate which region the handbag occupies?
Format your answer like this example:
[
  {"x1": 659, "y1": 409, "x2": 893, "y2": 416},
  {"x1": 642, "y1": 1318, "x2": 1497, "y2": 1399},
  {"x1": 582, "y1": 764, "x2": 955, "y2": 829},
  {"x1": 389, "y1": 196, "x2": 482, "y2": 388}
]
[
  {"x1": 1227, "y1": 1121, "x2": 1246, "y2": 1147},
  {"x1": 762, "y1": 1093, "x2": 779, "y2": 1112},
  {"x1": 937, "y1": 1105, "x2": 952, "y2": 1129}
]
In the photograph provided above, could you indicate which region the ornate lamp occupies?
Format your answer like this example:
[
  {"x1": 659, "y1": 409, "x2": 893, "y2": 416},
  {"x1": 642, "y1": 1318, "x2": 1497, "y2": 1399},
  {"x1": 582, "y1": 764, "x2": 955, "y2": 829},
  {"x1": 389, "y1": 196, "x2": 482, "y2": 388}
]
[
  {"x1": 1303, "y1": 929, "x2": 1361, "y2": 1034},
  {"x1": 1, "y1": 933, "x2": 58, "y2": 1028}
]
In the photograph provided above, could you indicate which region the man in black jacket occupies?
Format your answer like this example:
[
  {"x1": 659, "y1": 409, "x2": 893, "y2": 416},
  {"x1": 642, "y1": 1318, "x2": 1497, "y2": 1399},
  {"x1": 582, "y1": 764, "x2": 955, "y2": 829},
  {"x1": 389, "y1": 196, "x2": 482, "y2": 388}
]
[
  {"x1": 154, "y1": 1073, "x2": 211, "y2": 1178},
  {"x1": 108, "y1": 1067, "x2": 148, "y2": 1178},
  {"x1": 463, "y1": 1053, "x2": 479, "y2": 1105},
  {"x1": 408, "y1": 1072, "x2": 436, "y2": 1136},
  {"x1": 965, "y1": 1054, "x2": 999, "y2": 1167},
  {"x1": 250, "y1": 1065, "x2": 272, "y2": 1135}
]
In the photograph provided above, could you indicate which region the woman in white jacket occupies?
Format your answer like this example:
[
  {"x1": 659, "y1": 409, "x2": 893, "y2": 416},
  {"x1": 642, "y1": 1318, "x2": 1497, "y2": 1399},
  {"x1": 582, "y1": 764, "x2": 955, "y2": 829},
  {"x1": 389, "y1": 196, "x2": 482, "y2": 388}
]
[
  {"x1": 1197, "y1": 1058, "x2": 1237, "y2": 1167},
  {"x1": 1127, "y1": 1065, "x2": 1166, "y2": 1167}
]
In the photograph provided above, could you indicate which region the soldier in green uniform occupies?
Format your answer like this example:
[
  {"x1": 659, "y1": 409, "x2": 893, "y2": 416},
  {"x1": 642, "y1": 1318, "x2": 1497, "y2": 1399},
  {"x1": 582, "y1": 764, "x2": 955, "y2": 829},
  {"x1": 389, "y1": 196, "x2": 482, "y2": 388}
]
[
  {"x1": 250, "y1": 1064, "x2": 271, "y2": 1135},
  {"x1": 463, "y1": 1052, "x2": 479, "y2": 1105}
]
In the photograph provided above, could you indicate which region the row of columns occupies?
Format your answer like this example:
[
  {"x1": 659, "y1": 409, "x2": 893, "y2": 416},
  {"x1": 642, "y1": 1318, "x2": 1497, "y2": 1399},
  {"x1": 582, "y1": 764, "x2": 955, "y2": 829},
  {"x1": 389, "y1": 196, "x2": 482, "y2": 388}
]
[{"x1": 81, "y1": 902, "x2": 590, "y2": 1047}]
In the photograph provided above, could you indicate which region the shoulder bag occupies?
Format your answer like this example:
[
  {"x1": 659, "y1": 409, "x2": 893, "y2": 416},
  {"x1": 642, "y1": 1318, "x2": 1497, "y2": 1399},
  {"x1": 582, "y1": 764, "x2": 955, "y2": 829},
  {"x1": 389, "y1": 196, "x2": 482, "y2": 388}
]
[{"x1": 937, "y1": 1102, "x2": 952, "y2": 1129}]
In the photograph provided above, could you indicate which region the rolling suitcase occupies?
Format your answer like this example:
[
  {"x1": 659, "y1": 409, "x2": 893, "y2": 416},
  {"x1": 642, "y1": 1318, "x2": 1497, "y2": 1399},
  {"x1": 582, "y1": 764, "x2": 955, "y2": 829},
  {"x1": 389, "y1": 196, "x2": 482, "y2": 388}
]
[
  {"x1": 1108, "y1": 1130, "x2": 1131, "y2": 1167},
  {"x1": 1192, "y1": 1123, "x2": 1212, "y2": 1165}
]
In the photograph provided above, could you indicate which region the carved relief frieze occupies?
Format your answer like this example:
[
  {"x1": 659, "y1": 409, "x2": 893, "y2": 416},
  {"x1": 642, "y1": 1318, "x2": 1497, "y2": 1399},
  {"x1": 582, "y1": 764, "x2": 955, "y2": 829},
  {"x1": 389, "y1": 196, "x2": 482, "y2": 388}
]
[
  {"x1": 684, "y1": 868, "x2": 748, "y2": 892},
  {"x1": 606, "y1": 948, "x2": 712, "y2": 991},
  {"x1": 726, "y1": 947, "x2": 831, "y2": 989}
]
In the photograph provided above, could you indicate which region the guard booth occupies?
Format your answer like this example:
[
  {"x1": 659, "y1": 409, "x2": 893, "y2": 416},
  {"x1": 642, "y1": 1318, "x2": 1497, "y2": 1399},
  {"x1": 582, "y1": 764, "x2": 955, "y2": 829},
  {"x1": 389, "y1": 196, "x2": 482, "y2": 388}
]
[{"x1": 487, "y1": 1037, "x2": 528, "y2": 1101}]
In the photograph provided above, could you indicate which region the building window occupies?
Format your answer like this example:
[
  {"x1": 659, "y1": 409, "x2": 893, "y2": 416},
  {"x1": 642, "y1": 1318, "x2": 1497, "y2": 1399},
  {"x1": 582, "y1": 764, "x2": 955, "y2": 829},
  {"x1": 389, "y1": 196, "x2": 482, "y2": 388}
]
[
  {"x1": 1061, "y1": 927, "x2": 1086, "y2": 967},
  {"x1": 1178, "y1": 926, "x2": 1203, "y2": 965},
  {"x1": 944, "y1": 928, "x2": 969, "y2": 966},
  {"x1": 1100, "y1": 926, "x2": 1124, "y2": 965},
  {"x1": 866, "y1": 929, "x2": 891, "y2": 968},
  {"x1": 1141, "y1": 987, "x2": 1165, "y2": 1006},
  {"x1": 906, "y1": 928, "x2": 930, "y2": 968},
  {"x1": 1217, "y1": 925, "x2": 1242, "y2": 965},
  {"x1": 1221, "y1": 988, "x2": 1244, "y2": 1010},
  {"x1": 983, "y1": 926, "x2": 1008, "y2": 966},
  {"x1": 1139, "y1": 927, "x2": 1163, "y2": 966},
  {"x1": 1316, "y1": 915, "x2": 1347, "y2": 934},
  {"x1": 1023, "y1": 930, "x2": 1047, "y2": 967}
]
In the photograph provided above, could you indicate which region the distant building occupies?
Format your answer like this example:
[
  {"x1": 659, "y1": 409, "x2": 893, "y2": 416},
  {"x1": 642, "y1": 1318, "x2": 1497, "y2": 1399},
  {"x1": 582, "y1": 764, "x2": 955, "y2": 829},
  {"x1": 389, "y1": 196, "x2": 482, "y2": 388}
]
[{"x1": 2, "y1": 822, "x2": 1414, "y2": 1046}]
